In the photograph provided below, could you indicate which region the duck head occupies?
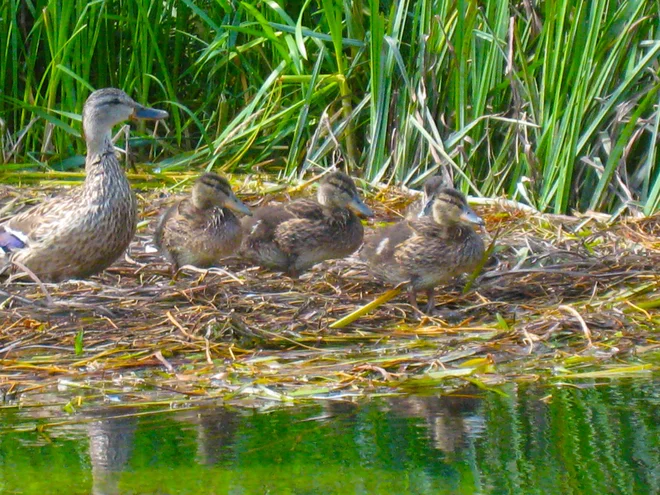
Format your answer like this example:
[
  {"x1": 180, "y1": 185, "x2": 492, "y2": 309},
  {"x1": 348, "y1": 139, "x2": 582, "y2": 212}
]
[
  {"x1": 82, "y1": 88, "x2": 169, "y2": 155},
  {"x1": 317, "y1": 171, "x2": 373, "y2": 218},
  {"x1": 191, "y1": 172, "x2": 252, "y2": 215},
  {"x1": 422, "y1": 176, "x2": 445, "y2": 199},
  {"x1": 417, "y1": 175, "x2": 446, "y2": 218},
  {"x1": 424, "y1": 188, "x2": 484, "y2": 227}
]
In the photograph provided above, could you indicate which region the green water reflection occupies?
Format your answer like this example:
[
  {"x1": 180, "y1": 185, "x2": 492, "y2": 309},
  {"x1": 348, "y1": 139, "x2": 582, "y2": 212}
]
[{"x1": 0, "y1": 381, "x2": 657, "y2": 494}]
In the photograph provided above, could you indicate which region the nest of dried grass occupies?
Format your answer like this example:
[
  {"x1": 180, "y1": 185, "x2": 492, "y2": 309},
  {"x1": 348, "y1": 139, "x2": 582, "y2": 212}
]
[{"x1": 0, "y1": 181, "x2": 658, "y2": 411}]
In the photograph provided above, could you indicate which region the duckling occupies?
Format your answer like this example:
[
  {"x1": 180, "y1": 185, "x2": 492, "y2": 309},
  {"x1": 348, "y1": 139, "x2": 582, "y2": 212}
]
[
  {"x1": 360, "y1": 187, "x2": 485, "y2": 313},
  {"x1": 241, "y1": 171, "x2": 374, "y2": 276},
  {"x1": 154, "y1": 172, "x2": 251, "y2": 270},
  {"x1": 405, "y1": 175, "x2": 445, "y2": 219},
  {"x1": 0, "y1": 88, "x2": 168, "y2": 282}
]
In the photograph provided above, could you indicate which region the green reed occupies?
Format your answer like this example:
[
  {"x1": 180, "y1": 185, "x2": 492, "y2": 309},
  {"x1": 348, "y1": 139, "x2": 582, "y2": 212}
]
[{"x1": 1, "y1": 0, "x2": 659, "y2": 214}]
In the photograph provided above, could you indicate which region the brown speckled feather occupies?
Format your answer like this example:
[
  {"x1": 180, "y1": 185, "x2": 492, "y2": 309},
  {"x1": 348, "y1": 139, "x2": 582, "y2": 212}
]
[
  {"x1": 155, "y1": 199, "x2": 242, "y2": 269},
  {"x1": 361, "y1": 212, "x2": 484, "y2": 291},
  {"x1": 396, "y1": 218, "x2": 484, "y2": 290},
  {"x1": 0, "y1": 88, "x2": 167, "y2": 282},
  {"x1": 242, "y1": 198, "x2": 363, "y2": 273},
  {"x1": 275, "y1": 208, "x2": 363, "y2": 272},
  {"x1": 241, "y1": 172, "x2": 371, "y2": 275},
  {"x1": 3, "y1": 152, "x2": 137, "y2": 281}
]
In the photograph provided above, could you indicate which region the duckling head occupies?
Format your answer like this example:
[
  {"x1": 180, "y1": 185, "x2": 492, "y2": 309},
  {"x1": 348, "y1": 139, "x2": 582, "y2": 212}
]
[
  {"x1": 191, "y1": 172, "x2": 252, "y2": 215},
  {"x1": 317, "y1": 171, "x2": 374, "y2": 217},
  {"x1": 425, "y1": 188, "x2": 484, "y2": 226},
  {"x1": 83, "y1": 88, "x2": 169, "y2": 155},
  {"x1": 416, "y1": 175, "x2": 446, "y2": 218},
  {"x1": 422, "y1": 176, "x2": 445, "y2": 199}
]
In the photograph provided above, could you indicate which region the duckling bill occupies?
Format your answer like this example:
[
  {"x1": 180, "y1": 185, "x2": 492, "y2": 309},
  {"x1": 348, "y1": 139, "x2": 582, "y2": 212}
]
[
  {"x1": 0, "y1": 88, "x2": 168, "y2": 282},
  {"x1": 241, "y1": 171, "x2": 373, "y2": 277},
  {"x1": 360, "y1": 187, "x2": 485, "y2": 313},
  {"x1": 154, "y1": 172, "x2": 251, "y2": 270}
]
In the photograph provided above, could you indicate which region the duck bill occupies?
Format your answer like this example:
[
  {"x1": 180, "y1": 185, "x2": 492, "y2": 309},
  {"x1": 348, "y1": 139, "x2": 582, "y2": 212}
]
[
  {"x1": 460, "y1": 206, "x2": 484, "y2": 226},
  {"x1": 132, "y1": 105, "x2": 169, "y2": 120},
  {"x1": 349, "y1": 197, "x2": 374, "y2": 218},
  {"x1": 226, "y1": 195, "x2": 252, "y2": 216}
]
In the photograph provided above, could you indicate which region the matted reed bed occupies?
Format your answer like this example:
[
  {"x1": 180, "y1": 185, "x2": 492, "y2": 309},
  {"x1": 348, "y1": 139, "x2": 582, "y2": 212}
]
[{"x1": 0, "y1": 179, "x2": 658, "y2": 418}]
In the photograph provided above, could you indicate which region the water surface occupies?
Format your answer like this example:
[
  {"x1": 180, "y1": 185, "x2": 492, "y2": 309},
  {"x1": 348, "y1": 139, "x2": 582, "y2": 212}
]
[{"x1": 0, "y1": 381, "x2": 657, "y2": 494}]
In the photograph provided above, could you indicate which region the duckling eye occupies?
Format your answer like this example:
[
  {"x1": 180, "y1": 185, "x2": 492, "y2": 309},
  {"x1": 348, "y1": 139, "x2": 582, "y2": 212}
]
[{"x1": 343, "y1": 186, "x2": 358, "y2": 198}]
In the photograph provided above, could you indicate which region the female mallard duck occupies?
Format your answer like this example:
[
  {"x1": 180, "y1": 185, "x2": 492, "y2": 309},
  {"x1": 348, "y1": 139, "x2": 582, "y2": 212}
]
[
  {"x1": 0, "y1": 88, "x2": 168, "y2": 282},
  {"x1": 241, "y1": 171, "x2": 374, "y2": 276},
  {"x1": 360, "y1": 187, "x2": 485, "y2": 313},
  {"x1": 154, "y1": 172, "x2": 252, "y2": 270}
]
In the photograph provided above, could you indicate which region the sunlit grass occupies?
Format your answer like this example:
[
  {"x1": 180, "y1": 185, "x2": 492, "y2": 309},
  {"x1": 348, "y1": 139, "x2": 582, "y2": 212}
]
[{"x1": 1, "y1": 0, "x2": 659, "y2": 214}]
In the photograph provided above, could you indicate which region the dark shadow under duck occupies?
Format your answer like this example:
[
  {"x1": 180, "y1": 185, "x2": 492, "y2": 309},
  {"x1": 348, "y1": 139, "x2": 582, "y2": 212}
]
[
  {"x1": 154, "y1": 172, "x2": 251, "y2": 270},
  {"x1": 241, "y1": 171, "x2": 373, "y2": 277},
  {"x1": 0, "y1": 88, "x2": 168, "y2": 282},
  {"x1": 360, "y1": 187, "x2": 485, "y2": 313}
]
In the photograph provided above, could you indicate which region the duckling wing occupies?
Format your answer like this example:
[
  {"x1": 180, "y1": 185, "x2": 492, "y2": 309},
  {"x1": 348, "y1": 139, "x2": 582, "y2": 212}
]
[
  {"x1": 275, "y1": 213, "x2": 367, "y2": 273},
  {"x1": 242, "y1": 198, "x2": 323, "y2": 245},
  {"x1": 241, "y1": 199, "x2": 337, "y2": 273},
  {"x1": 360, "y1": 221, "x2": 413, "y2": 263},
  {"x1": 359, "y1": 221, "x2": 414, "y2": 283},
  {"x1": 276, "y1": 208, "x2": 359, "y2": 255},
  {"x1": 284, "y1": 198, "x2": 325, "y2": 220},
  {"x1": 274, "y1": 217, "x2": 329, "y2": 255}
]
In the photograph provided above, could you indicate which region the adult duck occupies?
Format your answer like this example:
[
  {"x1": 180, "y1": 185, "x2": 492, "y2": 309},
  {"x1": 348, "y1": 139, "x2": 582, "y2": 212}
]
[{"x1": 0, "y1": 88, "x2": 168, "y2": 281}]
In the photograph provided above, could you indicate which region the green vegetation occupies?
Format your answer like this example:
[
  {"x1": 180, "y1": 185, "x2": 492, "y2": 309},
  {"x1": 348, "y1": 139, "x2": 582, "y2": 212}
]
[{"x1": 1, "y1": 0, "x2": 660, "y2": 214}]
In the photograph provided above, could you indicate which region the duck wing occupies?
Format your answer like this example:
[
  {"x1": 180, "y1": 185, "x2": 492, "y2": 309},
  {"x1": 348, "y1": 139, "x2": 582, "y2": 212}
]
[
  {"x1": 283, "y1": 198, "x2": 325, "y2": 220},
  {"x1": 360, "y1": 221, "x2": 413, "y2": 263},
  {"x1": 243, "y1": 198, "x2": 324, "y2": 245},
  {"x1": 0, "y1": 227, "x2": 27, "y2": 251},
  {"x1": 274, "y1": 217, "x2": 328, "y2": 255},
  {"x1": 359, "y1": 221, "x2": 414, "y2": 283},
  {"x1": 0, "y1": 192, "x2": 78, "y2": 252}
]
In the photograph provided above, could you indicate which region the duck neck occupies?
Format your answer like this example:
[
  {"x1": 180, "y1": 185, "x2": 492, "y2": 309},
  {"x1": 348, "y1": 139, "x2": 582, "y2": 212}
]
[
  {"x1": 84, "y1": 120, "x2": 115, "y2": 158},
  {"x1": 191, "y1": 190, "x2": 215, "y2": 210},
  {"x1": 83, "y1": 127, "x2": 130, "y2": 199}
]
